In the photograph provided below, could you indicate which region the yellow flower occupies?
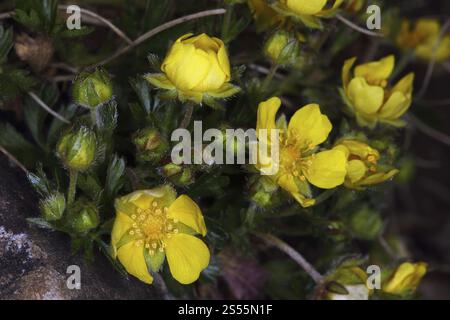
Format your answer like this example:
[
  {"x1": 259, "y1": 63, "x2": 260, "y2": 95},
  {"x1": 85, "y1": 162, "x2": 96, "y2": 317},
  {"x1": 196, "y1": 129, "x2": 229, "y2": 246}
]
[
  {"x1": 256, "y1": 97, "x2": 347, "y2": 207},
  {"x1": 145, "y1": 33, "x2": 240, "y2": 104},
  {"x1": 248, "y1": 0, "x2": 285, "y2": 31},
  {"x1": 397, "y1": 19, "x2": 450, "y2": 62},
  {"x1": 341, "y1": 55, "x2": 415, "y2": 128},
  {"x1": 383, "y1": 262, "x2": 427, "y2": 295},
  {"x1": 111, "y1": 185, "x2": 209, "y2": 285},
  {"x1": 335, "y1": 139, "x2": 399, "y2": 189},
  {"x1": 271, "y1": 0, "x2": 344, "y2": 28}
]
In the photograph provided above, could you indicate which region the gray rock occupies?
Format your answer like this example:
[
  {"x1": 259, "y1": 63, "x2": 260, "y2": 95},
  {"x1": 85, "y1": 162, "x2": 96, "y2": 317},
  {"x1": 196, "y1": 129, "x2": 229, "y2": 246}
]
[{"x1": 0, "y1": 154, "x2": 167, "y2": 300}]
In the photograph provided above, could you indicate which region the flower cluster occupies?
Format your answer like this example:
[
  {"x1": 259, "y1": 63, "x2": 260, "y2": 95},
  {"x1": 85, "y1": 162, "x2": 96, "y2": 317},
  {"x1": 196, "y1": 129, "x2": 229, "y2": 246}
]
[{"x1": 10, "y1": 0, "x2": 435, "y2": 299}]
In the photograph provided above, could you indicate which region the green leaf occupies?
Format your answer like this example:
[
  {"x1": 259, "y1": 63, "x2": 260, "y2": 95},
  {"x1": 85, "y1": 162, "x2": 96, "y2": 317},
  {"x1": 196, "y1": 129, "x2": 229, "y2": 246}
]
[
  {"x1": 27, "y1": 164, "x2": 51, "y2": 196},
  {"x1": 96, "y1": 239, "x2": 129, "y2": 278},
  {"x1": 77, "y1": 173, "x2": 103, "y2": 202},
  {"x1": 0, "y1": 69, "x2": 37, "y2": 103},
  {"x1": 0, "y1": 26, "x2": 13, "y2": 64},
  {"x1": 130, "y1": 76, "x2": 158, "y2": 114},
  {"x1": 13, "y1": 9, "x2": 41, "y2": 31},
  {"x1": 0, "y1": 122, "x2": 41, "y2": 168},
  {"x1": 96, "y1": 100, "x2": 118, "y2": 132},
  {"x1": 105, "y1": 155, "x2": 125, "y2": 200}
]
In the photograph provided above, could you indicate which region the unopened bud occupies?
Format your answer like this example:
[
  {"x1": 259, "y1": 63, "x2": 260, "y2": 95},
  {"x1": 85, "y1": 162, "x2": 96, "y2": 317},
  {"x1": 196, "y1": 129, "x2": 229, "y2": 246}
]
[
  {"x1": 72, "y1": 68, "x2": 113, "y2": 108},
  {"x1": 68, "y1": 200, "x2": 100, "y2": 233},
  {"x1": 40, "y1": 192, "x2": 66, "y2": 221},
  {"x1": 133, "y1": 128, "x2": 169, "y2": 162},
  {"x1": 264, "y1": 31, "x2": 301, "y2": 65},
  {"x1": 161, "y1": 163, "x2": 194, "y2": 186},
  {"x1": 57, "y1": 126, "x2": 97, "y2": 172}
]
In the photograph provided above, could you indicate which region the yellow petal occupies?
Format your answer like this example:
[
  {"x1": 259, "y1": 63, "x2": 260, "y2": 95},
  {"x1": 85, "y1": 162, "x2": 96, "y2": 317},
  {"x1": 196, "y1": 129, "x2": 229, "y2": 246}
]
[
  {"x1": 215, "y1": 37, "x2": 231, "y2": 80},
  {"x1": 111, "y1": 212, "x2": 134, "y2": 257},
  {"x1": 354, "y1": 55, "x2": 395, "y2": 83},
  {"x1": 379, "y1": 91, "x2": 411, "y2": 120},
  {"x1": 415, "y1": 19, "x2": 440, "y2": 37},
  {"x1": 256, "y1": 97, "x2": 282, "y2": 133},
  {"x1": 183, "y1": 33, "x2": 220, "y2": 51},
  {"x1": 347, "y1": 159, "x2": 367, "y2": 184},
  {"x1": 117, "y1": 186, "x2": 177, "y2": 213},
  {"x1": 277, "y1": 173, "x2": 315, "y2": 207},
  {"x1": 191, "y1": 49, "x2": 227, "y2": 92},
  {"x1": 359, "y1": 169, "x2": 399, "y2": 186},
  {"x1": 338, "y1": 139, "x2": 379, "y2": 160},
  {"x1": 285, "y1": 0, "x2": 327, "y2": 15},
  {"x1": 347, "y1": 77, "x2": 384, "y2": 115},
  {"x1": 304, "y1": 148, "x2": 347, "y2": 189},
  {"x1": 288, "y1": 103, "x2": 332, "y2": 148},
  {"x1": 392, "y1": 72, "x2": 414, "y2": 96},
  {"x1": 165, "y1": 233, "x2": 210, "y2": 284},
  {"x1": 167, "y1": 195, "x2": 207, "y2": 236},
  {"x1": 117, "y1": 242, "x2": 153, "y2": 284},
  {"x1": 162, "y1": 41, "x2": 210, "y2": 91},
  {"x1": 342, "y1": 57, "x2": 357, "y2": 92}
]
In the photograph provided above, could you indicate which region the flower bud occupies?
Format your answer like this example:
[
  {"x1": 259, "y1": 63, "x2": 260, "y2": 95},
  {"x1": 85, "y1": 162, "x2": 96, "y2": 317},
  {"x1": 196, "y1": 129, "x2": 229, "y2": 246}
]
[
  {"x1": 264, "y1": 31, "x2": 301, "y2": 65},
  {"x1": 57, "y1": 127, "x2": 97, "y2": 172},
  {"x1": 72, "y1": 68, "x2": 113, "y2": 108},
  {"x1": 68, "y1": 200, "x2": 100, "y2": 233},
  {"x1": 40, "y1": 192, "x2": 66, "y2": 221},
  {"x1": 382, "y1": 262, "x2": 427, "y2": 296},
  {"x1": 161, "y1": 163, "x2": 194, "y2": 186},
  {"x1": 133, "y1": 128, "x2": 169, "y2": 162}
]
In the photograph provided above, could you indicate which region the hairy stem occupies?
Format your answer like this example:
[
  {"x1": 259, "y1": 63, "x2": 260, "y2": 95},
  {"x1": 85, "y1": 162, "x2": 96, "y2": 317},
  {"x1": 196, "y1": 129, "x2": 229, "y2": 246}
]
[
  {"x1": 180, "y1": 103, "x2": 195, "y2": 129},
  {"x1": 261, "y1": 64, "x2": 279, "y2": 94},
  {"x1": 67, "y1": 170, "x2": 78, "y2": 206}
]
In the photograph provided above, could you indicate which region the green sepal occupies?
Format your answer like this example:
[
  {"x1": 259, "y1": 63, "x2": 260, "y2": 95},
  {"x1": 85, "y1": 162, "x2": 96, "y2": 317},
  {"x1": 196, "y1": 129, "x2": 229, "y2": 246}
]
[
  {"x1": 207, "y1": 83, "x2": 241, "y2": 99},
  {"x1": 144, "y1": 246, "x2": 166, "y2": 273},
  {"x1": 203, "y1": 95, "x2": 225, "y2": 110},
  {"x1": 115, "y1": 228, "x2": 143, "y2": 250},
  {"x1": 144, "y1": 73, "x2": 174, "y2": 90}
]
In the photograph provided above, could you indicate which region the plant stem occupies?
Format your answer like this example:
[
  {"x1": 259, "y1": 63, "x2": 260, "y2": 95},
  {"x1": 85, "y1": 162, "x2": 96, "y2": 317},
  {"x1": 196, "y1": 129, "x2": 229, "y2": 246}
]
[
  {"x1": 335, "y1": 13, "x2": 384, "y2": 37},
  {"x1": 58, "y1": 5, "x2": 133, "y2": 44},
  {"x1": 261, "y1": 64, "x2": 279, "y2": 94},
  {"x1": 256, "y1": 232, "x2": 324, "y2": 284},
  {"x1": 180, "y1": 102, "x2": 194, "y2": 129},
  {"x1": 68, "y1": 170, "x2": 78, "y2": 206},
  {"x1": 28, "y1": 91, "x2": 70, "y2": 124}
]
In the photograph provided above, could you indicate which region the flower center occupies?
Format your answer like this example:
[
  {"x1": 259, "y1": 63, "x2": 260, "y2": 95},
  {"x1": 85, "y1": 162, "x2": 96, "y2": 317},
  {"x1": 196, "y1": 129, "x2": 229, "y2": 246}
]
[
  {"x1": 128, "y1": 200, "x2": 179, "y2": 256},
  {"x1": 279, "y1": 133, "x2": 314, "y2": 181}
]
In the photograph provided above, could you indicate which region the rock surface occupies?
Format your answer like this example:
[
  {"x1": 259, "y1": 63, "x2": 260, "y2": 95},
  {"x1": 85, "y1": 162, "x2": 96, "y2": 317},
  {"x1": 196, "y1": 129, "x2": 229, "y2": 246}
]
[{"x1": 0, "y1": 154, "x2": 166, "y2": 299}]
